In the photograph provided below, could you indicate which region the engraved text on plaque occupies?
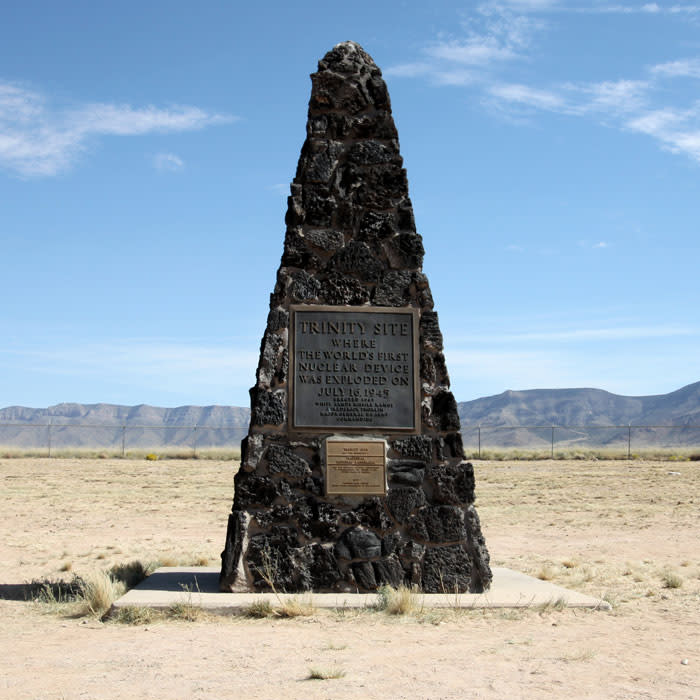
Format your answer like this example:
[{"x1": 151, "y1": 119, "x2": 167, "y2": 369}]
[{"x1": 326, "y1": 439, "x2": 386, "y2": 495}]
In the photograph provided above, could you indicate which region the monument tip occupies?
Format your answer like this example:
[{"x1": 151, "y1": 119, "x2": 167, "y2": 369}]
[{"x1": 317, "y1": 40, "x2": 380, "y2": 75}]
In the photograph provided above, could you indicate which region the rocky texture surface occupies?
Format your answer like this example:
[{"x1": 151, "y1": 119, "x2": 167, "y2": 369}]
[{"x1": 220, "y1": 41, "x2": 491, "y2": 593}]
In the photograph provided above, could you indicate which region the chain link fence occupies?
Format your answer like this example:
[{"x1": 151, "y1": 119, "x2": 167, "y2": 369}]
[
  {"x1": 461, "y1": 424, "x2": 700, "y2": 458},
  {"x1": 0, "y1": 423, "x2": 247, "y2": 457},
  {"x1": 1, "y1": 422, "x2": 699, "y2": 458}
]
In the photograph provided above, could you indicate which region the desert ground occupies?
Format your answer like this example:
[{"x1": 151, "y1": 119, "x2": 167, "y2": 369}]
[{"x1": 0, "y1": 457, "x2": 698, "y2": 699}]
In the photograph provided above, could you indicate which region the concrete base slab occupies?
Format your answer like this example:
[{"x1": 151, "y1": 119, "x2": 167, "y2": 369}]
[{"x1": 111, "y1": 567, "x2": 611, "y2": 614}]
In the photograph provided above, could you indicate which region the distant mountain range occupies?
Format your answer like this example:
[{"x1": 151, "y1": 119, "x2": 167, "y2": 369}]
[
  {"x1": 456, "y1": 382, "x2": 700, "y2": 427},
  {"x1": 456, "y1": 382, "x2": 700, "y2": 449},
  {"x1": 1, "y1": 382, "x2": 699, "y2": 450},
  {"x1": 0, "y1": 403, "x2": 250, "y2": 428}
]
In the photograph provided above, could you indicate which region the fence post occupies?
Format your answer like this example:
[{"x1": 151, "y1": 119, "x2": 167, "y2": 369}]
[
  {"x1": 628, "y1": 424, "x2": 631, "y2": 460},
  {"x1": 121, "y1": 425, "x2": 126, "y2": 457},
  {"x1": 478, "y1": 425, "x2": 481, "y2": 459},
  {"x1": 193, "y1": 424, "x2": 197, "y2": 458},
  {"x1": 47, "y1": 421, "x2": 52, "y2": 458},
  {"x1": 551, "y1": 426, "x2": 555, "y2": 458}
]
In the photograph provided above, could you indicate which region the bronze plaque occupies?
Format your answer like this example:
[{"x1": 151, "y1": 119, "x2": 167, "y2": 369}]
[
  {"x1": 290, "y1": 305, "x2": 419, "y2": 432},
  {"x1": 326, "y1": 439, "x2": 386, "y2": 495}
]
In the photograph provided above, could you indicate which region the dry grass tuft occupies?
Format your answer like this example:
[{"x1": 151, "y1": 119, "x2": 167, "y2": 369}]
[
  {"x1": 661, "y1": 570, "x2": 683, "y2": 589},
  {"x1": 276, "y1": 597, "x2": 315, "y2": 618},
  {"x1": 307, "y1": 665, "x2": 346, "y2": 680},
  {"x1": 376, "y1": 584, "x2": 422, "y2": 615},
  {"x1": 561, "y1": 649, "x2": 596, "y2": 663},
  {"x1": 111, "y1": 605, "x2": 160, "y2": 625},
  {"x1": 536, "y1": 564, "x2": 558, "y2": 581},
  {"x1": 536, "y1": 597, "x2": 567, "y2": 612},
  {"x1": 167, "y1": 601, "x2": 203, "y2": 621},
  {"x1": 33, "y1": 559, "x2": 156, "y2": 619},
  {"x1": 109, "y1": 560, "x2": 153, "y2": 589},
  {"x1": 78, "y1": 570, "x2": 125, "y2": 617},
  {"x1": 245, "y1": 599, "x2": 275, "y2": 618}
]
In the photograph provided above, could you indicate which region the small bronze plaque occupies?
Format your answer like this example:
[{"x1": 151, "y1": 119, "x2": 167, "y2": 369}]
[
  {"x1": 326, "y1": 439, "x2": 386, "y2": 495},
  {"x1": 290, "y1": 305, "x2": 419, "y2": 432}
]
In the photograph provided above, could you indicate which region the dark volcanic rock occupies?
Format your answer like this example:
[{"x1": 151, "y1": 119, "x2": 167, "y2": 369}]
[
  {"x1": 386, "y1": 486, "x2": 426, "y2": 524},
  {"x1": 250, "y1": 388, "x2": 285, "y2": 427},
  {"x1": 321, "y1": 272, "x2": 370, "y2": 305},
  {"x1": 342, "y1": 527, "x2": 382, "y2": 559},
  {"x1": 432, "y1": 390, "x2": 461, "y2": 431},
  {"x1": 352, "y1": 561, "x2": 377, "y2": 589},
  {"x1": 407, "y1": 505, "x2": 465, "y2": 543},
  {"x1": 429, "y1": 461, "x2": 475, "y2": 505},
  {"x1": 359, "y1": 211, "x2": 396, "y2": 242},
  {"x1": 304, "y1": 229, "x2": 345, "y2": 251},
  {"x1": 391, "y1": 436, "x2": 433, "y2": 462},
  {"x1": 306, "y1": 543, "x2": 341, "y2": 589},
  {"x1": 247, "y1": 527, "x2": 304, "y2": 591},
  {"x1": 420, "y1": 311, "x2": 443, "y2": 351},
  {"x1": 342, "y1": 496, "x2": 393, "y2": 530},
  {"x1": 220, "y1": 511, "x2": 246, "y2": 590},
  {"x1": 374, "y1": 271, "x2": 414, "y2": 307},
  {"x1": 387, "y1": 232, "x2": 424, "y2": 270},
  {"x1": 282, "y1": 230, "x2": 321, "y2": 269},
  {"x1": 441, "y1": 433, "x2": 465, "y2": 460},
  {"x1": 464, "y1": 505, "x2": 492, "y2": 592},
  {"x1": 289, "y1": 270, "x2": 321, "y2": 302},
  {"x1": 326, "y1": 241, "x2": 383, "y2": 282},
  {"x1": 373, "y1": 554, "x2": 405, "y2": 587},
  {"x1": 233, "y1": 473, "x2": 279, "y2": 509},
  {"x1": 388, "y1": 460, "x2": 426, "y2": 487},
  {"x1": 266, "y1": 445, "x2": 311, "y2": 478},
  {"x1": 309, "y1": 502, "x2": 341, "y2": 539},
  {"x1": 422, "y1": 545, "x2": 473, "y2": 593}
]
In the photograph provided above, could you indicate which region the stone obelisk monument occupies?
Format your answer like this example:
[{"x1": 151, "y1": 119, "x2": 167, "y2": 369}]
[{"x1": 220, "y1": 41, "x2": 491, "y2": 593}]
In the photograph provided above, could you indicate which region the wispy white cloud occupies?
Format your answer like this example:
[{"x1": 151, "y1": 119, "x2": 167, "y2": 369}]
[
  {"x1": 572, "y1": 80, "x2": 650, "y2": 115},
  {"x1": 578, "y1": 3, "x2": 700, "y2": 14},
  {"x1": 626, "y1": 103, "x2": 700, "y2": 160},
  {"x1": 489, "y1": 83, "x2": 568, "y2": 111},
  {"x1": 425, "y1": 39, "x2": 516, "y2": 66},
  {"x1": 153, "y1": 152, "x2": 184, "y2": 172},
  {"x1": 577, "y1": 239, "x2": 611, "y2": 249},
  {"x1": 500, "y1": 0, "x2": 559, "y2": 8},
  {"x1": 386, "y1": 2, "x2": 546, "y2": 82},
  {"x1": 488, "y1": 79, "x2": 651, "y2": 118},
  {"x1": 0, "y1": 81, "x2": 234, "y2": 177},
  {"x1": 387, "y1": 1, "x2": 700, "y2": 163},
  {"x1": 432, "y1": 69, "x2": 479, "y2": 86},
  {"x1": 383, "y1": 62, "x2": 433, "y2": 78},
  {"x1": 651, "y1": 57, "x2": 700, "y2": 78}
]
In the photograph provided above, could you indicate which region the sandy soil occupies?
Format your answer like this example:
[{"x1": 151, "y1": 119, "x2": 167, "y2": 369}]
[{"x1": 0, "y1": 457, "x2": 698, "y2": 699}]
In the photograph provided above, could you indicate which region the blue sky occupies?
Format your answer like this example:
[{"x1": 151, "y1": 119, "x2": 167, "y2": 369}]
[{"x1": 1, "y1": 0, "x2": 699, "y2": 408}]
